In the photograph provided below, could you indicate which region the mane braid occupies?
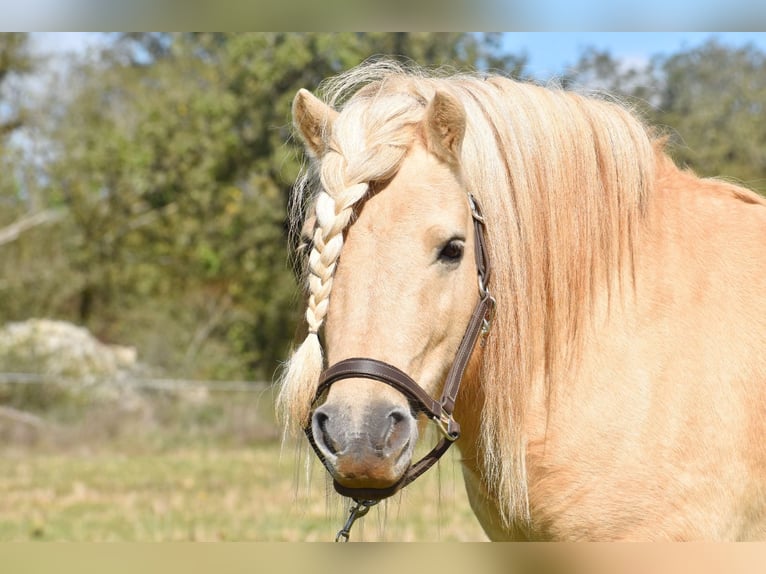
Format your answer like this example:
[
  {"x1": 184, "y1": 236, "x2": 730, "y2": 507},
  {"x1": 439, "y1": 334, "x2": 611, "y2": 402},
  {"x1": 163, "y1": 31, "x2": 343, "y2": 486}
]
[
  {"x1": 280, "y1": 61, "x2": 656, "y2": 528},
  {"x1": 277, "y1": 69, "x2": 429, "y2": 435}
]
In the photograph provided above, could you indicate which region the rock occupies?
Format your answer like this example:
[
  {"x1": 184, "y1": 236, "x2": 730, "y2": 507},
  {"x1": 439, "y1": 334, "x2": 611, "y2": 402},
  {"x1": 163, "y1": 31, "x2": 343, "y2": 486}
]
[{"x1": 0, "y1": 319, "x2": 137, "y2": 380}]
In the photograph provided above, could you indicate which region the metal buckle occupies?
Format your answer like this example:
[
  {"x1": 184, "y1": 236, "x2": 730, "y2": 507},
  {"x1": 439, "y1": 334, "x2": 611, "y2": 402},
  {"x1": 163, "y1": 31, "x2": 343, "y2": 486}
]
[
  {"x1": 478, "y1": 273, "x2": 490, "y2": 298},
  {"x1": 468, "y1": 194, "x2": 485, "y2": 224},
  {"x1": 434, "y1": 412, "x2": 460, "y2": 442}
]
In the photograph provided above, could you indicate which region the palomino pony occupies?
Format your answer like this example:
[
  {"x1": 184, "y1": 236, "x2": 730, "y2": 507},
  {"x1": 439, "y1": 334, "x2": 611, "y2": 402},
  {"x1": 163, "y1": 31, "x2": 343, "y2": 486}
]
[{"x1": 278, "y1": 61, "x2": 766, "y2": 541}]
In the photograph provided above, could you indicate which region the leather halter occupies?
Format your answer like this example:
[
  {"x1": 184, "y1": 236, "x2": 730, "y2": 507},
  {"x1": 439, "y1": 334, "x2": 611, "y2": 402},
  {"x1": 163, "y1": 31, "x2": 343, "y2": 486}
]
[{"x1": 304, "y1": 194, "x2": 495, "y2": 501}]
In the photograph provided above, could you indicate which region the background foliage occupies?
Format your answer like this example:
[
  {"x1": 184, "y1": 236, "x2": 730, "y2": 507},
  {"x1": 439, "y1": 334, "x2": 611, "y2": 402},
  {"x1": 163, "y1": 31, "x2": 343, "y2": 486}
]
[{"x1": 2, "y1": 33, "x2": 765, "y2": 383}]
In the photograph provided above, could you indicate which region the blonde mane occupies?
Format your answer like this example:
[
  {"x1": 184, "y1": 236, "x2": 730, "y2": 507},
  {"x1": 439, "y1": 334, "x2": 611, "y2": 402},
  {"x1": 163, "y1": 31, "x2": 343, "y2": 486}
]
[{"x1": 279, "y1": 60, "x2": 656, "y2": 526}]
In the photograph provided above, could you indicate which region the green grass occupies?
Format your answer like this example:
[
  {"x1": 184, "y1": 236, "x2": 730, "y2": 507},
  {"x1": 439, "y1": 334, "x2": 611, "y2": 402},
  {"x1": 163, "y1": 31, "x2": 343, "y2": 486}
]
[{"x1": 0, "y1": 442, "x2": 488, "y2": 542}]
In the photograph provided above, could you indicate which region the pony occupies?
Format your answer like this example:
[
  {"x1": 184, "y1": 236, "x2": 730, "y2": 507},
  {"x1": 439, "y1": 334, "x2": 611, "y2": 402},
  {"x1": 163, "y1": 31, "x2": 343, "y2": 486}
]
[{"x1": 277, "y1": 60, "x2": 766, "y2": 541}]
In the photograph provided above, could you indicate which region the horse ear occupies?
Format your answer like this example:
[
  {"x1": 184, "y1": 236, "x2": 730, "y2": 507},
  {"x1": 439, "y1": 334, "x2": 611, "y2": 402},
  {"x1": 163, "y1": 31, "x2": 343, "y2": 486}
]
[
  {"x1": 293, "y1": 88, "x2": 338, "y2": 158},
  {"x1": 425, "y1": 90, "x2": 466, "y2": 165}
]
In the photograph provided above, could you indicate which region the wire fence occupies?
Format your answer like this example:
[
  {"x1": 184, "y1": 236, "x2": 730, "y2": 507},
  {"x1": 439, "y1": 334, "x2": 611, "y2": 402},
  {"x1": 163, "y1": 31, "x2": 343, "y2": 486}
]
[
  {"x1": 0, "y1": 371, "x2": 270, "y2": 393},
  {"x1": 0, "y1": 371, "x2": 279, "y2": 449}
]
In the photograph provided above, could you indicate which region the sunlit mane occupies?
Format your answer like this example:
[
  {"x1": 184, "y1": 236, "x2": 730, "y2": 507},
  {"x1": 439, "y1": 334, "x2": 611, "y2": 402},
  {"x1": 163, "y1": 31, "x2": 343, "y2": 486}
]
[{"x1": 280, "y1": 60, "x2": 656, "y2": 526}]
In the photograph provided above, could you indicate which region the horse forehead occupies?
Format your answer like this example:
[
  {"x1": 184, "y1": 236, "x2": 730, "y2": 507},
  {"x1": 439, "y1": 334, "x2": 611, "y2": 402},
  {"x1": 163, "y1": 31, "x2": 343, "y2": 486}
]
[
  {"x1": 394, "y1": 145, "x2": 460, "y2": 192},
  {"x1": 361, "y1": 147, "x2": 465, "y2": 226}
]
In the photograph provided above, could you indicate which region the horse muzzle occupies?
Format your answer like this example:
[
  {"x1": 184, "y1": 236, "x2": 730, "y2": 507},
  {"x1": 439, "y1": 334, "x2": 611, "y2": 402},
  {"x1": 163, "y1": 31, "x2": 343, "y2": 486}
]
[
  {"x1": 310, "y1": 398, "x2": 418, "y2": 493},
  {"x1": 305, "y1": 357, "x2": 463, "y2": 500}
]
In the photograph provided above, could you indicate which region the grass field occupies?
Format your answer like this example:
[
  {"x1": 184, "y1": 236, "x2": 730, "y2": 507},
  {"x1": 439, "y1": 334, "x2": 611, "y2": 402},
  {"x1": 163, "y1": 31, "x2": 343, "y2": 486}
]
[
  {"x1": 0, "y1": 379, "x2": 487, "y2": 541},
  {"x1": 0, "y1": 441, "x2": 488, "y2": 542}
]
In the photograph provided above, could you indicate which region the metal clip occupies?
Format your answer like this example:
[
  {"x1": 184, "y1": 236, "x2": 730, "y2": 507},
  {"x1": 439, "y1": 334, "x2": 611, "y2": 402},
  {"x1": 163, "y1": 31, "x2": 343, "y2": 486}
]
[{"x1": 335, "y1": 499, "x2": 379, "y2": 542}]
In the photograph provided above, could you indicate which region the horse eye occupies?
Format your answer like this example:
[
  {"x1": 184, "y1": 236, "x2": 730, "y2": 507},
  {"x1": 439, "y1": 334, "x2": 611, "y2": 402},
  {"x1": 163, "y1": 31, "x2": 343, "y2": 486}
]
[{"x1": 438, "y1": 239, "x2": 465, "y2": 264}]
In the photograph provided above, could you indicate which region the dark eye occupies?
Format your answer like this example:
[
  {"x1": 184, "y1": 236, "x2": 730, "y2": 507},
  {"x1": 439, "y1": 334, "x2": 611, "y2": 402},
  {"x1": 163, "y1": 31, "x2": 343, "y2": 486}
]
[{"x1": 438, "y1": 239, "x2": 465, "y2": 264}]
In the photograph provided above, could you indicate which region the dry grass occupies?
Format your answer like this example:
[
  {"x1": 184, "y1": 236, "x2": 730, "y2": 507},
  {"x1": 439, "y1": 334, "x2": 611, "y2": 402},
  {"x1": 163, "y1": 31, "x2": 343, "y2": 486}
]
[
  {"x1": 0, "y1": 441, "x2": 487, "y2": 542},
  {"x1": 0, "y1": 379, "x2": 487, "y2": 541}
]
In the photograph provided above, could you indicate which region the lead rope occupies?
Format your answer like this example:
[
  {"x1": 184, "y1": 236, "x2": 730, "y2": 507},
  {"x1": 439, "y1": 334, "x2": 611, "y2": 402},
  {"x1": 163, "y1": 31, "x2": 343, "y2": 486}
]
[{"x1": 335, "y1": 499, "x2": 380, "y2": 542}]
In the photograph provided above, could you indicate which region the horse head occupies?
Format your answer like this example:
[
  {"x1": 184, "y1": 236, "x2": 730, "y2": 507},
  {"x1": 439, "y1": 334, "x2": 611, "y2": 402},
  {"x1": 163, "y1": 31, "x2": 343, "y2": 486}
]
[{"x1": 284, "y1": 85, "x2": 486, "y2": 497}]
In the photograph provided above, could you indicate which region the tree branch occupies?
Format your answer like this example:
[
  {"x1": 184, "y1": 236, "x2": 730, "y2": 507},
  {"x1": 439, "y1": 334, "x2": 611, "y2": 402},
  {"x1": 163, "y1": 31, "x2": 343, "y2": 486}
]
[{"x1": 0, "y1": 210, "x2": 64, "y2": 247}]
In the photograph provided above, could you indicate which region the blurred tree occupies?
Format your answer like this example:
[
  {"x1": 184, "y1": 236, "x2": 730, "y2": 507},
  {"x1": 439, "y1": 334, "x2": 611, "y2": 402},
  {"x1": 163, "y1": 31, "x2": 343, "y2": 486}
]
[
  {"x1": 0, "y1": 34, "x2": 72, "y2": 323},
  {"x1": 562, "y1": 40, "x2": 766, "y2": 194},
  {"x1": 0, "y1": 33, "x2": 32, "y2": 135},
  {"x1": 652, "y1": 39, "x2": 766, "y2": 193},
  {"x1": 561, "y1": 47, "x2": 657, "y2": 108},
  {"x1": 0, "y1": 33, "x2": 33, "y2": 223}
]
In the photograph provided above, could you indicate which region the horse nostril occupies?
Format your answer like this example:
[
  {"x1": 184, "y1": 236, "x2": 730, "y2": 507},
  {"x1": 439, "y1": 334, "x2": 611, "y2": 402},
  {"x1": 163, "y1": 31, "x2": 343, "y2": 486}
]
[
  {"x1": 382, "y1": 407, "x2": 412, "y2": 454},
  {"x1": 313, "y1": 409, "x2": 340, "y2": 456},
  {"x1": 389, "y1": 410, "x2": 405, "y2": 425}
]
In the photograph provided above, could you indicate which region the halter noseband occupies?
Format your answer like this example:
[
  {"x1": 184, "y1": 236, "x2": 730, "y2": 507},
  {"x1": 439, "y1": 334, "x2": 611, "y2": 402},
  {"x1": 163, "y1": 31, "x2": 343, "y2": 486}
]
[{"x1": 304, "y1": 194, "x2": 495, "y2": 502}]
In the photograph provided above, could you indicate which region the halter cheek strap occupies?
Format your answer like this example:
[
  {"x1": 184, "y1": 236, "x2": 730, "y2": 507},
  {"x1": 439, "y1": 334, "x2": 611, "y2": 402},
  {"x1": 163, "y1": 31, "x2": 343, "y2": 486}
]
[{"x1": 304, "y1": 194, "x2": 495, "y2": 502}]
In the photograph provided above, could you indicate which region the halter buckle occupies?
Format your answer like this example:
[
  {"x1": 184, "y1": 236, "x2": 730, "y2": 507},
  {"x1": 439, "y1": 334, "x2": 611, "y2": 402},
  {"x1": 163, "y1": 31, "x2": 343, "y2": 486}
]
[
  {"x1": 478, "y1": 273, "x2": 490, "y2": 298},
  {"x1": 468, "y1": 193, "x2": 485, "y2": 224},
  {"x1": 434, "y1": 411, "x2": 460, "y2": 442}
]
